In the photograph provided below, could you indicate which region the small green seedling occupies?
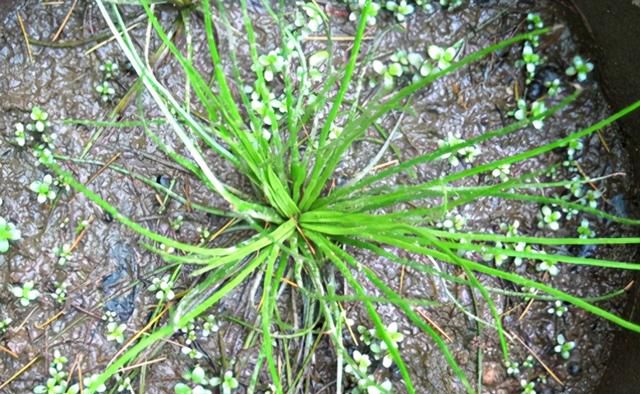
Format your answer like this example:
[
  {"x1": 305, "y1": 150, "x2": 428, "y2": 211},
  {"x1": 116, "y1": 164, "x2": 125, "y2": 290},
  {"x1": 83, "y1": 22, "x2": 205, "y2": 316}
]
[
  {"x1": 577, "y1": 219, "x2": 596, "y2": 239},
  {"x1": 0, "y1": 317, "x2": 12, "y2": 334},
  {"x1": 428, "y1": 43, "x2": 458, "y2": 70},
  {"x1": 554, "y1": 334, "x2": 576, "y2": 359},
  {"x1": 437, "y1": 133, "x2": 481, "y2": 166},
  {"x1": 384, "y1": 1, "x2": 415, "y2": 22},
  {"x1": 175, "y1": 365, "x2": 211, "y2": 394},
  {"x1": 29, "y1": 174, "x2": 57, "y2": 203},
  {"x1": 547, "y1": 300, "x2": 568, "y2": 317},
  {"x1": 522, "y1": 355, "x2": 535, "y2": 369},
  {"x1": 520, "y1": 379, "x2": 536, "y2": 394},
  {"x1": 27, "y1": 106, "x2": 50, "y2": 133},
  {"x1": 505, "y1": 360, "x2": 520, "y2": 376},
  {"x1": 99, "y1": 60, "x2": 119, "y2": 80},
  {"x1": 257, "y1": 49, "x2": 286, "y2": 82},
  {"x1": 0, "y1": 216, "x2": 21, "y2": 253},
  {"x1": 372, "y1": 59, "x2": 404, "y2": 90},
  {"x1": 536, "y1": 258, "x2": 559, "y2": 276},
  {"x1": 10, "y1": 280, "x2": 41, "y2": 306},
  {"x1": 54, "y1": 244, "x2": 73, "y2": 266},
  {"x1": 14, "y1": 123, "x2": 27, "y2": 146},
  {"x1": 210, "y1": 371, "x2": 239, "y2": 394},
  {"x1": 293, "y1": 2, "x2": 325, "y2": 34},
  {"x1": 106, "y1": 321, "x2": 127, "y2": 344},
  {"x1": 345, "y1": 350, "x2": 372, "y2": 376},
  {"x1": 537, "y1": 205, "x2": 561, "y2": 231},
  {"x1": 565, "y1": 56, "x2": 594, "y2": 82},
  {"x1": 96, "y1": 81, "x2": 116, "y2": 101},
  {"x1": 51, "y1": 281, "x2": 69, "y2": 304},
  {"x1": 201, "y1": 314, "x2": 220, "y2": 337},
  {"x1": 148, "y1": 275, "x2": 176, "y2": 301}
]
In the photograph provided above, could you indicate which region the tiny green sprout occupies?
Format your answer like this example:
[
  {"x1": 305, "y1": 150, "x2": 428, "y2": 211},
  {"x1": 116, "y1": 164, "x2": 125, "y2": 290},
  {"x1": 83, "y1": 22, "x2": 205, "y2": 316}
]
[
  {"x1": 440, "y1": 0, "x2": 463, "y2": 10},
  {"x1": 579, "y1": 189, "x2": 602, "y2": 209},
  {"x1": 209, "y1": 371, "x2": 239, "y2": 394},
  {"x1": 106, "y1": 321, "x2": 127, "y2": 344},
  {"x1": 520, "y1": 379, "x2": 536, "y2": 394},
  {"x1": 505, "y1": 360, "x2": 520, "y2": 376},
  {"x1": 547, "y1": 300, "x2": 568, "y2": 317},
  {"x1": 529, "y1": 100, "x2": 547, "y2": 129},
  {"x1": 51, "y1": 281, "x2": 70, "y2": 304},
  {"x1": 440, "y1": 213, "x2": 466, "y2": 233},
  {"x1": 96, "y1": 81, "x2": 116, "y2": 101},
  {"x1": 33, "y1": 144, "x2": 55, "y2": 165},
  {"x1": 103, "y1": 310, "x2": 118, "y2": 323},
  {"x1": 175, "y1": 365, "x2": 212, "y2": 394},
  {"x1": 537, "y1": 205, "x2": 561, "y2": 231},
  {"x1": 536, "y1": 258, "x2": 559, "y2": 276},
  {"x1": 546, "y1": 78, "x2": 561, "y2": 97},
  {"x1": 566, "y1": 139, "x2": 583, "y2": 161},
  {"x1": 10, "y1": 280, "x2": 40, "y2": 306},
  {"x1": 368, "y1": 322, "x2": 405, "y2": 368},
  {"x1": 372, "y1": 59, "x2": 404, "y2": 90},
  {"x1": 385, "y1": 0, "x2": 415, "y2": 22},
  {"x1": 115, "y1": 373, "x2": 133, "y2": 393},
  {"x1": 76, "y1": 374, "x2": 107, "y2": 393},
  {"x1": 522, "y1": 355, "x2": 535, "y2": 369},
  {"x1": 491, "y1": 163, "x2": 511, "y2": 182},
  {"x1": 171, "y1": 215, "x2": 184, "y2": 231},
  {"x1": 30, "y1": 174, "x2": 57, "y2": 203},
  {"x1": 428, "y1": 43, "x2": 457, "y2": 70},
  {"x1": 554, "y1": 334, "x2": 576, "y2": 359},
  {"x1": 14, "y1": 123, "x2": 27, "y2": 146},
  {"x1": 521, "y1": 42, "x2": 541, "y2": 79},
  {"x1": 180, "y1": 322, "x2": 198, "y2": 345},
  {"x1": 0, "y1": 317, "x2": 12, "y2": 334},
  {"x1": 201, "y1": 314, "x2": 220, "y2": 337},
  {"x1": 99, "y1": 60, "x2": 119, "y2": 80},
  {"x1": 51, "y1": 350, "x2": 68, "y2": 371},
  {"x1": 437, "y1": 133, "x2": 481, "y2": 166},
  {"x1": 0, "y1": 216, "x2": 21, "y2": 253},
  {"x1": 27, "y1": 107, "x2": 51, "y2": 133},
  {"x1": 578, "y1": 219, "x2": 596, "y2": 239},
  {"x1": 148, "y1": 275, "x2": 175, "y2": 301},
  {"x1": 308, "y1": 50, "x2": 329, "y2": 82},
  {"x1": 415, "y1": 0, "x2": 435, "y2": 13},
  {"x1": 258, "y1": 49, "x2": 286, "y2": 82},
  {"x1": 493, "y1": 241, "x2": 509, "y2": 267},
  {"x1": 181, "y1": 346, "x2": 204, "y2": 360},
  {"x1": 345, "y1": 350, "x2": 372, "y2": 376},
  {"x1": 54, "y1": 244, "x2": 73, "y2": 266},
  {"x1": 294, "y1": 3, "x2": 324, "y2": 34},
  {"x1": 526, "y1": 13, "x2": 544, "y2": 31},
  {"x1": 565, "y1": 55, "x2": 594, "y2": 82},
  {"x1": 355, "y1": 376, "x2": 392, "y2": 394},
  {"x1": 346, "y1": 0, "x2": 381, "y2": 26}
]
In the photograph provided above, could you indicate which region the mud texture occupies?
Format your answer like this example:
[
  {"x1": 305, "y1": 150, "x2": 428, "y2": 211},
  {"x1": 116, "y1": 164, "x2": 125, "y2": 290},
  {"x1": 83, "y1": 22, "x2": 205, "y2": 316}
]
[{"x1": 0, "y1": 1, "x2": 638, "y2": 393}]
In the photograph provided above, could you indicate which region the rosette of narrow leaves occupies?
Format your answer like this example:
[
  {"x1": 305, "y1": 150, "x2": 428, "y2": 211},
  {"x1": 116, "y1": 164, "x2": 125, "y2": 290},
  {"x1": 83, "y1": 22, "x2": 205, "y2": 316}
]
[{"x1": 53, "y1": 1, "x2": 640, "y2": 393}]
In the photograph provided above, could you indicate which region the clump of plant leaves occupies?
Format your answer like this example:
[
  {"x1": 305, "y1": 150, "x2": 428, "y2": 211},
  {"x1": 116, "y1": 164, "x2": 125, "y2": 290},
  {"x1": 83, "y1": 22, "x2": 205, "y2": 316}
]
[{"x1": 46, "y1": 0, "x2": 640, "y2": 393}]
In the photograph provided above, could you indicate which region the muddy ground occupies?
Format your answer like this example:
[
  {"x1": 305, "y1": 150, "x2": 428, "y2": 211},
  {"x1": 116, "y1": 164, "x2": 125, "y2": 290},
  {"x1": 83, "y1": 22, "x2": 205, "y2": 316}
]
[{"x1": 0, "y1": 0, "x2": 639, "y2": 393}]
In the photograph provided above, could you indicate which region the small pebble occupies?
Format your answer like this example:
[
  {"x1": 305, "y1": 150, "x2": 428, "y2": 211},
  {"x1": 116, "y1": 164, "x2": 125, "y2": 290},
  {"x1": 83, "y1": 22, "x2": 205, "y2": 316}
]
[
  {"x1": 156, "y1": 174, "x2": 171, "y2": 188},
  {"x1": 567, "y1": 361, "x2": 582, "y2": 375}
]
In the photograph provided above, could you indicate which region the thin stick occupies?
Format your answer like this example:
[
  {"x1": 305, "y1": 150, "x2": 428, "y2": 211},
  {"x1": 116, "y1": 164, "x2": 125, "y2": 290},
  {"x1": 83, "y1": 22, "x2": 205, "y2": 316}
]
[
  {"x1": 17, "y1": 14, "x2": 33, "y2": 63},
  {"x1": 399, "y1": 265, "x2": 406, "y2": 295},
  {"x1": 108, "y1": 305, "x2": 169, "y2": 365},
  {"x1": 416, "y1": 309, "x2": 453, "y2": 342},
  {"x1": 281, "y1": 277, "x2": 299, "y2": 288},
  {"x1": 118, "y1": 357, "x2": 166, "y2": 373},
  {"x1": 518, "y1": 297, "x2": 535, "y2": 321},
  {"x1": 0, "y1": 356, "x2": 39, "y2": 390},
  {"x1": 0, "y1": 345, "x2": 18, "y2": 358},
  {"x1": 86, "y1": 153, "x2": 121, "y2": 185},
  {"x1": 16, "y1": 307, "x2": 38, "y2": 332},
  {"x1": 51, "y1": 0, "x2": 78, "y2": 41},
  {"x1": 509, "y1": 331, "x2": 564, "y2": 385},
  {"x1": 84, "y1": 22, "x2": 143, "y2": 55},
  {"x1": 304, "y1": 35, "x2": 374, "y2": 41},
  {"x1": 35, "y1": 310, "x2": 65, "y2": 329},
  {"x1": 78, "y1": 363, "x2": 84, "y2": 394}
]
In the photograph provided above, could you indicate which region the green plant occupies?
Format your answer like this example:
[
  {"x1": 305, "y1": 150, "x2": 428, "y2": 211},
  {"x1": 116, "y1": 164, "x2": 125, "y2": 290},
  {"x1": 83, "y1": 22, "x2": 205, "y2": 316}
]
[
  {"x1": 99, "y1": 60, "x2": 119, "y2": 80},
  {"x1": 384, "y1": 1, "x2": 415, "y2": 22},
  {"x1": 41, "y1": 1, "x2": 640, "y2": 393},
  {"x1": 51, "y1": 281, "x2": 69, "y2": 304},
  {"x1": 566, "y1": 55, "x2": 594, "y2": 82},
  {"x1": 0, "y1": 317, "x2": 12, "y2": 334},
  {"x1": 106, "y1": 321, "x2": 127, "y2": 344},
  {"x1": 0, "y1": 216, "x2": 21, "y2": 253},
  {"x1": 554, "y1": 333, "x2": 576, "y2": 359},
  {"x1": 28, "y1": 106, "x2": 51, "y2": 133},
  {"x1": 10, "y1": 280, "x2": 40, "y2": 306},
  {"x1": 29, "y1": 174, "x2": 57, "y2": 203},
  {"x1": 547, "y1": 300, "x2": 568, "y2": 317},
  {"x1": 209, "y1": 371, "x2": 239, "y2": 394},
  {"x1": 520, "y1": 379, "x2": 535, "y2": 394},
  {"x1": 96, "y1": 81, "x2": 116, "y2": 102}
]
